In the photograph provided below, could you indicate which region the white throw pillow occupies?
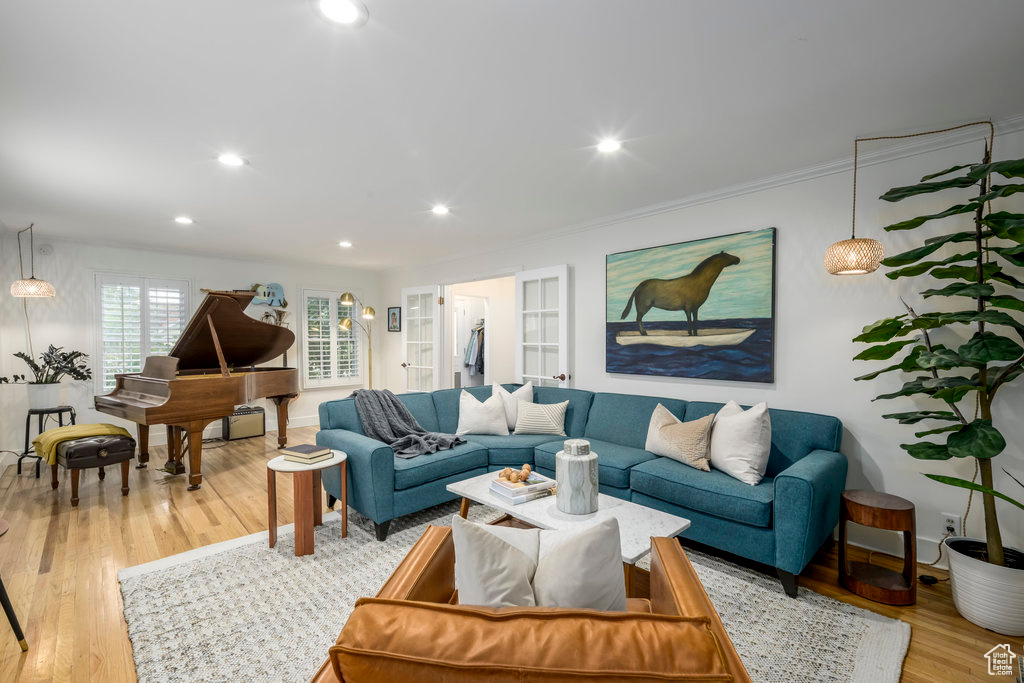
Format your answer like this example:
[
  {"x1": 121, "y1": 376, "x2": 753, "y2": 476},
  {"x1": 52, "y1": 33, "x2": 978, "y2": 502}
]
[
  {"x1": 644, "y1": 403, "x2": 712, "y2": 471},
  {"x1": 451, "y1": 515, "x2": 627, "y2": 611},
  {"x1": 513, "y1": 399, "x2": 568, "y2": 436},
  {"x1": 708, "y1": 401, "x2": 772, "y2": 485},
  {"x1": 493, "y1": 382, "x2": 534, "y2": 430},
  {"x1": 456, "y1": 391, "x2": 510, "y2": 436},
  {"x1": 533, "y1": 517, "x2": 627, "y2": 612},
  {"x1": 452, "y1": 515, "x2": 538, "y2": 607}
]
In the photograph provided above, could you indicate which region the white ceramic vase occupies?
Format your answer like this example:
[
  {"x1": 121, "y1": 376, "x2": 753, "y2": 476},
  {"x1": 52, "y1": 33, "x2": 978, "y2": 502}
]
[
  {"x1": 945, "y1": 537, "x2": 1024, "y2": 636},
  {"x1": 27, "y1": 382, "x2": 63, "y2": 410},
  {"x1": 555, "y1": 443, "x2": 598, "y2": 515}
]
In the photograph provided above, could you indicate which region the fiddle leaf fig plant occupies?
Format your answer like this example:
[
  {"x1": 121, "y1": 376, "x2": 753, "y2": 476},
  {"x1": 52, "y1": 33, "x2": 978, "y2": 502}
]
[{"x1": 853, "y1": 146, "x2": 1024, "y2": 567}]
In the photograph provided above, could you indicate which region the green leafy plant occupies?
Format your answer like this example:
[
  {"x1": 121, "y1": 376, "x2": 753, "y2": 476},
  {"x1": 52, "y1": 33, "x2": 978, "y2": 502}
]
[
  {"x1": 853, "y1": 149, "x2": 1024, "y2": 566},
  {"x1": 3, "y1": 345, "x2": 93, "y2": 384}
]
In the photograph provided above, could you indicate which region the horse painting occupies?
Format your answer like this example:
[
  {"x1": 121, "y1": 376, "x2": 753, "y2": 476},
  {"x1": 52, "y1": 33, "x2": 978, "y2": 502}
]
[
  {"x1": 620, "y1": 251, "x2": 740, "y2": 335},
  {"x1": 605, "y1": 228, "x2": 776, "y2": 383}
]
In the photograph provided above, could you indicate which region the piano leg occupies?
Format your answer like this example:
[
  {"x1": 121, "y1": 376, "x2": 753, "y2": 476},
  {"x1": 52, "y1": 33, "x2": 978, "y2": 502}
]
[
  {"x1": 186, "y1": 420, "x2": 206, "y2": 490},
  {"x1": 272, "y1": 395, "x2": 296, "y2": 449},
  {"x1": 163, "y1": 426, "x2": 186, "y2": 475},
  {"x1": 137, "y1": 425, "x2": 149, "y2": 468}
]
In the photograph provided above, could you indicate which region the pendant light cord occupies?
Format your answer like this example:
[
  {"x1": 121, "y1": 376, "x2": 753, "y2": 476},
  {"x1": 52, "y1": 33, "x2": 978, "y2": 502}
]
[
  {"x1": 851, "y1": 121, "x2": 995, "y2": 239},
  {"x1": 16, "y1": 224, "x2": 37, "y2": 356}
]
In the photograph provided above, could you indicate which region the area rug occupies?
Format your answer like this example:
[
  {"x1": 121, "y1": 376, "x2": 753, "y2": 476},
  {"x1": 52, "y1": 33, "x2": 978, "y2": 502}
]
[{"x1": 119, "y1": 501, "x2": 909, "y2": 682}]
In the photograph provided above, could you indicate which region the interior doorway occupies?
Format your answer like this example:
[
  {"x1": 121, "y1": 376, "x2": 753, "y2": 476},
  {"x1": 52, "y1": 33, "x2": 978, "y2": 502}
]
[{"x1": 444, "y1": 276, "x2": 516, "y2": 389}]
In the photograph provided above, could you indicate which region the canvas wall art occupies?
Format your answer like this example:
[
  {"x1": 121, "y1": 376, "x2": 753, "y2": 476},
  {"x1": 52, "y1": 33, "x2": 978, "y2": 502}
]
[{"x1": 606, "y1": 227, "x2": 776, "y2": 383}]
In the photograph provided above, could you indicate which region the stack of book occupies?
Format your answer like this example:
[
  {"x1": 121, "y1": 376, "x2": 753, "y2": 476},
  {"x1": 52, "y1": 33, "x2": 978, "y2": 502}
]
[
  {"x1": 281, "y1": 444, "x2": 334, "y2": 465},
  {"x1": 490, "y1": 471, "x2": 556, "y2": 505}
]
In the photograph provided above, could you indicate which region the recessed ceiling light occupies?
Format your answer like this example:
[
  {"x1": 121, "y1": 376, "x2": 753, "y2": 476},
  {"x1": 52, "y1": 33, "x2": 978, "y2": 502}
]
[
  {"x1": 217, "y1": 152, "x2": 247, "y2": 167},
  {"x1": 432, "y1": 205, "x2": 450, "y2": 216},
  {"x1": 597, "y1": 138, "x2": 622, "y2": 153},
  {"x1": 174, "y1": 216, "x2": 194, "y2": 225},
  {"x1": 318, "y1": 0, "x2": 369, "y2": 26},
  {"x1": 338, "y1": 240, "x2": 353, "y2": 248}
]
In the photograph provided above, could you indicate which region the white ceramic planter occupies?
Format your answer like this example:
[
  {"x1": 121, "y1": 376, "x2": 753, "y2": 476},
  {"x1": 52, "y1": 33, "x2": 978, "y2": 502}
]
[
  {"x1": 946, "y1": 537, "x2": 1024, "y2": 636},
  {"x1": 26, "y1": 382, "x2": 63, "y2": 410}
]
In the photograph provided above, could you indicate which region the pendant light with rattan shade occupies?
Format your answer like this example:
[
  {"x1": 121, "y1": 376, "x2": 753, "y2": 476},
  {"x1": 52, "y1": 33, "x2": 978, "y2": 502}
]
[
  {"x1": 825, "y1": 138, "x2": 884, "y2": 275},
  {"x1": 825, "y1": 121, "x2": 997, "y2": 276},
  {"x1": 10, "y1": 224, "x2": 56, "y2": 297}
]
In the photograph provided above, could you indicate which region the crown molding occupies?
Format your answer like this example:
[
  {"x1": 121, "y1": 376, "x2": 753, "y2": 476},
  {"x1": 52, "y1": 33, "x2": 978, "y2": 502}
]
[{"x1": 393, "y1": 112, "x2": 1024, "y2": 275}]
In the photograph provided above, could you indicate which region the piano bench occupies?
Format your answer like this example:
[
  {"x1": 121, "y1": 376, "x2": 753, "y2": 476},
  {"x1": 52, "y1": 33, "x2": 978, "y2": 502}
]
[{"x1": 50, "y1": 435, "x2": 136, "y2": 507}]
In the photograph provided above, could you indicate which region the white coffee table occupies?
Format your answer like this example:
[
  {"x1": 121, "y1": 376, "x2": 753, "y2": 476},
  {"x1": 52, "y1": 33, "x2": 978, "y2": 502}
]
[
  {"x1": 447, "y1": 471, "x2": 690, "y2": 590},
  {"x1": 268, "y1": 450, "x2": 347, "y2": 557}
]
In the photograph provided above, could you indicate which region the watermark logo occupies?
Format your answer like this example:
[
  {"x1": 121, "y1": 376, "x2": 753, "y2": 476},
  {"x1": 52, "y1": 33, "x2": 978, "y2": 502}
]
[{"x1": 984, "y1": 644, "x2": 1018, "y2": 676}]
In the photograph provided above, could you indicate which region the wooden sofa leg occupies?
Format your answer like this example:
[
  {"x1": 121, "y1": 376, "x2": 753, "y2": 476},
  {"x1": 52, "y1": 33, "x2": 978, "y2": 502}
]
[
  {"x1": 374, "y1": 521, "x2": 391, "y2": 542},
  {"x1": 778, "y1": 569, "x2": 798, "y2": 598}
]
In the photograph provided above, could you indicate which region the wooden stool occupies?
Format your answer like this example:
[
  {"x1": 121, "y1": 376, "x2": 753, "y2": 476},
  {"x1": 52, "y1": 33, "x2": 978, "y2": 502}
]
[{"x1": 839, "y1": 490, "x2": 916, "y2": 605}]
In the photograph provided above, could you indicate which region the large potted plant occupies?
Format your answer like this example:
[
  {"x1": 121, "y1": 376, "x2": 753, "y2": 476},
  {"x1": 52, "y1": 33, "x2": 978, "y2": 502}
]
[
  {"x1": 0, "y1": 345, "x2": 93, "y2": 410},
  {"x1": 853, "y1": 147, "x2": 1024, "y2": 635}
]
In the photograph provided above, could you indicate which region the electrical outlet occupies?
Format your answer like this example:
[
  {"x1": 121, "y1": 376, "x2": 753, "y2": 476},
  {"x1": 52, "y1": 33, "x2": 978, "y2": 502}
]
[{"x1": 942, "y1": 513, "x2": 962, "y2": 537}]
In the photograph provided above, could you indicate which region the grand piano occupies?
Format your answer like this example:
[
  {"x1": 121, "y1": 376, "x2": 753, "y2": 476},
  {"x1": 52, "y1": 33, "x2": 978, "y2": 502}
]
[{"x1": 95, "y1": 289, "x2": 299, "y2": 490}]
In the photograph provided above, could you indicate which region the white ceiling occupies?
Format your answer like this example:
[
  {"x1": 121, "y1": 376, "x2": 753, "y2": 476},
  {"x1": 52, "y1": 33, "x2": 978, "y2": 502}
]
[{"x1": 2, "y1": 0, "x2": 1023, "y2": 269}]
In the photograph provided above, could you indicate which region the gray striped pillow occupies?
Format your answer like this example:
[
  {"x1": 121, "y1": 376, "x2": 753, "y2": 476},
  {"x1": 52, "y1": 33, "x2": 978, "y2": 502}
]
[{"x1": 513, "y1": 399, "x2": 568, "y2": 435}]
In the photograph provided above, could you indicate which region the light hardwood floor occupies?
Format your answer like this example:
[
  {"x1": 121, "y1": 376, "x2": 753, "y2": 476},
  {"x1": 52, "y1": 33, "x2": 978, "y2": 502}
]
[{"x1": 0, "y1": 425, "x2": 1020, "y2": 682}]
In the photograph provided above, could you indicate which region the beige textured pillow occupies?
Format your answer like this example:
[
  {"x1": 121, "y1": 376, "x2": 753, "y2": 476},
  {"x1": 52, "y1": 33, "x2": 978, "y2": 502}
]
[
  {"x1": 513, "y1": 400, "x2": 568, "y2": 435},
  {"x1": 657, "y1": 414, "x2": 713, "y2": 471}
]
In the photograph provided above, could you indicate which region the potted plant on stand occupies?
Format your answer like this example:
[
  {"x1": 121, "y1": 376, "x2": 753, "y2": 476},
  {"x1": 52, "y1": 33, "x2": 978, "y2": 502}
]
[
  {"x1": 852, "y1": 146, "x2": 1024, "y2": 634},
  {"x1": 1, "y1": 345, "x2": 93, "y2": 410}
]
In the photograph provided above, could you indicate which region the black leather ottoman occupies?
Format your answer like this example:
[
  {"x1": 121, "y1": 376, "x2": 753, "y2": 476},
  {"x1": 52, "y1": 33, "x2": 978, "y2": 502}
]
[{"x1": 50, "y1": 435, "x2": 136, "y2": 506}]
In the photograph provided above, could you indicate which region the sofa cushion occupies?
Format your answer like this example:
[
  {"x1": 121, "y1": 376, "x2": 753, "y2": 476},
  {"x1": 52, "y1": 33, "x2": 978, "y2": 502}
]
[
  {"x1": 319, "y1": 397, "x2": 365, "y2": 434},
  {"x1": 584, "y1": 393, "x2": 686, "y2": 449},
  {"x1": 464, "y1": 434, "x2": 558, "y2": 465},
  {"x1": 532, "y1": 387, "x2": 594, "y2": 437},
  {"x1": 394, "y1": 442, "x2": 488, "y2": 490},
  {"x1": 535, "y1": 439, "x2": 656, "y2": 489},
  {"x1": 630, "y1": 457, "x2": 774, "y2": 528},
  {"x1": 397, "y1": 392, "x2": 441, "y2": 433},
  {"x1": 685, "y1": 402, "x2": 842, "y2": 478},
  {"x1": 332, "y1": 598, "x2": 736, "y2": 682}
]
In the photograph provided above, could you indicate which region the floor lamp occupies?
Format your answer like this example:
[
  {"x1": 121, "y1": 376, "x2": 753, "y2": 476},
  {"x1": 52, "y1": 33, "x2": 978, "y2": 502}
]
[{"x1": 338, "y1": 292, "x2": 374, "y2": 389}]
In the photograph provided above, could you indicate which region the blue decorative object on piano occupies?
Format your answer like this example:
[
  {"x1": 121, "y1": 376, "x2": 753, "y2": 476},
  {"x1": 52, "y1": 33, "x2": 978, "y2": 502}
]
[{"x1": 251, "y1": 283, "x2": 287, "y2": 307}]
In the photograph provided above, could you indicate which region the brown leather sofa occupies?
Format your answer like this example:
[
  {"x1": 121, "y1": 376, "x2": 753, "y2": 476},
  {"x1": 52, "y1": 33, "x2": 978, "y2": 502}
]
[{"x1": 312, "y1": 525, "x2": 751, "y2": 682}]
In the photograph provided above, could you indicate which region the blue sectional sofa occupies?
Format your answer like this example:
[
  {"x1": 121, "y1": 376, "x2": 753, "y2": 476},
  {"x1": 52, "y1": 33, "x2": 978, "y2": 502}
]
[{"x1": 316, "y1": 385, "x2": 847, "y2": 596}]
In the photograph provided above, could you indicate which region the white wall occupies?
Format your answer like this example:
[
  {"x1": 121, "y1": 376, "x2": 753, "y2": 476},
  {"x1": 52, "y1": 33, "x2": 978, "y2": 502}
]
[
  {"x1": 380, "y1": 129, "x2": 1024, "y2": 565},
  {"x1": 0, "y1": 236, "x2": 380, "y2": 455},
  {"x1": 450, "y1": 276, "x2": 516, "y2": 385}
]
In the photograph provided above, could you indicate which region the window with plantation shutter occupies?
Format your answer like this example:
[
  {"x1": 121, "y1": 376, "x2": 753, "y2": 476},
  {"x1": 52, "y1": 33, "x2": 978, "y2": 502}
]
[
  {"x1": 302, "y1": 289, "x2": 363, "y2": 388},
  {"x1": 95, "y1": 274, "x2": 190, "y2": 391}
]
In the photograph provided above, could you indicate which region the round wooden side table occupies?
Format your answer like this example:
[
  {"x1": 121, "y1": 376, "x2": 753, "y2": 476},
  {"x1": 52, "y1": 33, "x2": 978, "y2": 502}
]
[
  {"x1": 839, "y1": 490, "x2": 916, "y2": 605},
  {"x1": 267, "y1": 451, "x2": 347, "y2": 557}
]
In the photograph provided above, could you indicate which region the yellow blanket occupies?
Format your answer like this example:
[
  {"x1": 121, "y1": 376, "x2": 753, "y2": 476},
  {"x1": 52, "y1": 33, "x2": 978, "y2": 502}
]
[{"x1": 32, "y1": 423, "x2": 133, "y2": 466}]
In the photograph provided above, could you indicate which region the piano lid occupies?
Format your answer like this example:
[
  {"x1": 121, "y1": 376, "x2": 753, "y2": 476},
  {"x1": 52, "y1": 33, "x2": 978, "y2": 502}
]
[{"x1": 170, "y1": 290, "x2": 295, "y2": 370}]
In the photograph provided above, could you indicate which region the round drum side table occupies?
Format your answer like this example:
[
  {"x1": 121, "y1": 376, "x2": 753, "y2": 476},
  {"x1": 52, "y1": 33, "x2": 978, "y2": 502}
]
[
  {"x1": 267, "y1": 450, "x2": 347, "y2": 557},
  {"x1": 839, "y1": 489, "x2": 916, "y2": 605}
]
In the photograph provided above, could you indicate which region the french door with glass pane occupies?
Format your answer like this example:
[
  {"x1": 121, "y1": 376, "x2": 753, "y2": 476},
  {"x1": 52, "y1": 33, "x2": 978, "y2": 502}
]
[
  {"x1": 514, "y1": 265, "x2": 569, "y2": 388},
  {"x1": 401, "y1": 286, "x2": 441, "y2": 391}
]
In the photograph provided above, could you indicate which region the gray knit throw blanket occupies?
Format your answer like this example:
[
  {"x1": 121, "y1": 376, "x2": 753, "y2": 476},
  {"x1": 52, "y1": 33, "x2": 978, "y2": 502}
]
[{"x1": 352, "y1": 389, "x2": 465, "y2": 458}]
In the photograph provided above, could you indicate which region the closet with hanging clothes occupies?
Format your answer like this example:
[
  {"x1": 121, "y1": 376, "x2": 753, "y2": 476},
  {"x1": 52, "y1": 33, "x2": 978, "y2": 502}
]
[{"x1": 452, "y1": 295, "x2": 487, "y2": 387}]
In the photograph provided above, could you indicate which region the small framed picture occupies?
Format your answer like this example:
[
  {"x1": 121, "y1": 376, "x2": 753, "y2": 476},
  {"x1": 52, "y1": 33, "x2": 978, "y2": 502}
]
[{"x1": 387, "y1": 306, "x2": 401, "y2": 332}]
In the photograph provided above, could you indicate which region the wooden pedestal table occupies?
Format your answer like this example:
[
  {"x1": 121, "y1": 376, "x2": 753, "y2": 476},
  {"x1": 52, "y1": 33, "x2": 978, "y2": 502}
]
[
  {"x1": 839, "y1": 489, "x2": 916, "y2": 605},
  {"x1": 267, "y1": 451, "x2": 347, "y2": 557}
]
